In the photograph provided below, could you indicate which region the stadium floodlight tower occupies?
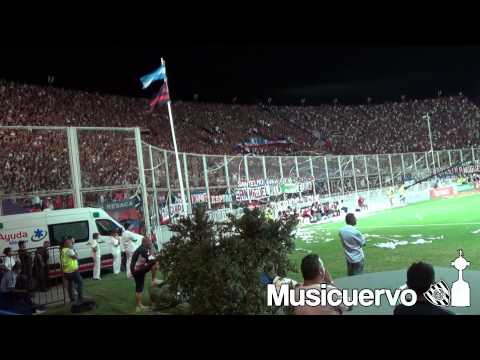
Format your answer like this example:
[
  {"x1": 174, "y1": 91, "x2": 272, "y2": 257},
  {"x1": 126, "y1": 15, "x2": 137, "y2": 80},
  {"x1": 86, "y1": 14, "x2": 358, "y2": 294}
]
[{"x1": 423, "y1": 113, "x2": 437, "y2": 176}]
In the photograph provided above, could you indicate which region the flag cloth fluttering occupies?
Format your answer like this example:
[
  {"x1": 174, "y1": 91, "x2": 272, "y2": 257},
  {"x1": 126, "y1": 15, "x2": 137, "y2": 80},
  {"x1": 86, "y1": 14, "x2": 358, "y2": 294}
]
[
  {"x1": 140, "y1": 65, "x2": 167, "y2": 89},
  {"x1": 149, "y1": 81, "x2": 171, "y2": 108}
]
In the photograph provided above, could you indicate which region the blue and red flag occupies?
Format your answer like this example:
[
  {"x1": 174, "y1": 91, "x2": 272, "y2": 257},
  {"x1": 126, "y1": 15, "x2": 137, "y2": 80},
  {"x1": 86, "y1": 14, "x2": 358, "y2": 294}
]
[
  {"x1": 149, "y1": 81, "x2": 171, "y2": 108},
  {"x1": 140, "y1": 64, "x2": 167, "y2": 89}
]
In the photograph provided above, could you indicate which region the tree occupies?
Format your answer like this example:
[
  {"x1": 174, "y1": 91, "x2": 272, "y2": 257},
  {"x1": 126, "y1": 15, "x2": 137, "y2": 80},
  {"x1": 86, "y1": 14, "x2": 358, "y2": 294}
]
[{"x1": 157, "y1": 205, "x2": 298, "y2": 315}]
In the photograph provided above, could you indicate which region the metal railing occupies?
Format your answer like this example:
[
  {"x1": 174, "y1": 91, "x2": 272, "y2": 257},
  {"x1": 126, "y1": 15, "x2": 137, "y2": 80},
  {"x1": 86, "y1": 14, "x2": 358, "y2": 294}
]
[
  {"x1": 1, "y1": 126, "x2": 479, "y2": 237},
  {"x1": 0, "y1": 247, "x2": 66, "y2": 307}
]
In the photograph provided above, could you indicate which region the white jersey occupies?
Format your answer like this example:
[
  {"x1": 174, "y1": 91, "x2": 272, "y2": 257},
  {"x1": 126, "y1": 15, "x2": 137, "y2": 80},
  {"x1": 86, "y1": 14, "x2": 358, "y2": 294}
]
[
  {"x1": 4, "y1": 256, "x2": 16, "y2": 271},
  {"x1": 109, "y1": 236, "x2": 122, "y2": 255},
  {"x1": 87, "y1": 239, "x2": 101, "y2": 258},
  {"x1": 121, "y1": 231, "x2": 137, "y2": 253}
]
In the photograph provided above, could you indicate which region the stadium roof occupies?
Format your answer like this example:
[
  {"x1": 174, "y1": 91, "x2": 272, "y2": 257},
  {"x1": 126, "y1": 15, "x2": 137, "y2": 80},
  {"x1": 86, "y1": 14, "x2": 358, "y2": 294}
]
[{"x1": 1, "y1": 46, "x2": 480, "y2": 105}]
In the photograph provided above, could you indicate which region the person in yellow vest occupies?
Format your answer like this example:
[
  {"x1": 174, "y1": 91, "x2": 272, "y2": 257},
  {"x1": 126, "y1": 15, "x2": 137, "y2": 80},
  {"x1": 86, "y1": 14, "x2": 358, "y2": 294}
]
[
  {"x1": 265, "y1": 207, "x2": 275, "y2": 221},
  {"x1": 61, "y1": 236, "x2": 84, "y2": 304}
]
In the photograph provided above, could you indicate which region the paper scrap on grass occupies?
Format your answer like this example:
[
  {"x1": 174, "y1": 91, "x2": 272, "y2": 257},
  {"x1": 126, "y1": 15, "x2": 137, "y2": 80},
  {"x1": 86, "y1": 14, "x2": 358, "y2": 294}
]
[
  {"x1": 375, "y1": 242, "x2": 398, "y2": 250},
  {"x1": 411, "y1": 239, "x2": 432, "y2": 245},
  {"x1": 374, "y1": 241, "x2": 408, "y2": 250}
]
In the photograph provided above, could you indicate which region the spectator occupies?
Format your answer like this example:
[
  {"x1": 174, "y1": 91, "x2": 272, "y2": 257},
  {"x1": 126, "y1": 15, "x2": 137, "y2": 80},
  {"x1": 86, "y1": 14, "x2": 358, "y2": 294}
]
[
  {"x1": 339, "y1": 214, "x2": 366, "y2": 277},
  {"x1": 260, "y1": 262, "x2": 275, "y2": 286},
  {"x1": 130, "y1": 237, "x2": 158, "y2": 313},
  {"x1": 33, "y1": 241, "x2": 50, "y2": 292},
  {"x1": 3, "y1": 248, "x2": 16, "y2": 271},
  {"x1": 1, "y1": 79, "x2": 480, "y2": 198},
  {"x1": 17, "y1": 241, "x2": 33, "y2": 289},
  {"x1": 0, "y1": 263, "x2": 45, "y2": 315},
  {"x1": 358, "y1": 196, "x2": 368, "y2": 211},
  {"x1": 394, "y1": 262, "x2": 454, "y2": 316},
  {"x1": 293, "y1": 254, "x2": 345, "y2": 315}
]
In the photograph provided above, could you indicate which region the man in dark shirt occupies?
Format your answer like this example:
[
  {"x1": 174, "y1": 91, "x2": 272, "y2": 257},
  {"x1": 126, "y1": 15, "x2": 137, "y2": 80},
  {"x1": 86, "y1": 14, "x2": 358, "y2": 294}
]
[
  {"x1": 394, "y1": 262, "x2": 454, "y2": 316},
  {"x1": 130, "y1": 237, "x2": 157, "y2": 313},
  {"x1": 34, "y1": 241, "x2": 50, "y2": 292},
  {"x1": 18, "y1": 241, "x2": 33, "y2": 290}
]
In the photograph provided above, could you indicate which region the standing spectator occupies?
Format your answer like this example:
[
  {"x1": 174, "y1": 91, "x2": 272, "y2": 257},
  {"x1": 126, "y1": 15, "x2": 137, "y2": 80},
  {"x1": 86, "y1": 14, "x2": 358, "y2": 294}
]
[
  {"x1": 66, "y1": 195, "x2": 75, "y2": 209},
  {"x1": 3, "y1": 248, "x2": 16, "y2": 271},
  {"x1": 358, "y1": 196, "x2": 368, "y2": 211},
  {"x1": 33, "y1": 241, "x2": 50, "y2": 292},
  {"x1": 18, "y1": 241, "x2": 33, "y2": 289},
  {"x1": 394, "y1": 262, "x2": 454, "y2": 316},
  {"x1": 339, "y1": 214, "x2": 367, "y2": 277},
  {"x1": 387, "y1": 188, "x2": 395, "y2": 207},
  {"x1": 32, "y1": 196, "x2": 41, "y2": 211},
  {"x1": 54, "y1": 195, "x2": 63, "y2": 210},
  {"x1": 130, "y1": 237, "x2": 157, "y2": 313},
  {"x1": 87, "y1": 233, "x2": 102, "y2": 281},
  {"x1": 109, "y1": 229, "x2": 122, "y2": 275},
  {"x1": 60, "y1": 236, "x2": 84, "y2": 305},
  {"x1": 399, "y1": 184, "x2": 407, "y2": 205}
]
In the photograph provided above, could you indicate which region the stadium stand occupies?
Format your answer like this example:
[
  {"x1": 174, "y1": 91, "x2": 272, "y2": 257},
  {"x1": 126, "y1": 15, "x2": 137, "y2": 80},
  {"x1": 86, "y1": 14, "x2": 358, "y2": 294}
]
[{"x1": 1, "y1": 79, "x2": 480, "y2": 197}]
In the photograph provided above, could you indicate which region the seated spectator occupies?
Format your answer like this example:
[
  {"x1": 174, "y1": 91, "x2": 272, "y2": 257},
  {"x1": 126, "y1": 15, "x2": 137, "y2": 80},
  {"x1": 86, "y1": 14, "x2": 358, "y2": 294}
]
[
  {"x1": 394, "y1": 262, "x2": 454, "y2": 316},
  {"x1": 293, "y1": 254, "x2": 345, "y2": 316},
  {"x1": 0, "y1": 263, "x2": 45, "y2": 315},
  {"x1": 260, "y1": 263, "x2": 275, "y2": 286}
]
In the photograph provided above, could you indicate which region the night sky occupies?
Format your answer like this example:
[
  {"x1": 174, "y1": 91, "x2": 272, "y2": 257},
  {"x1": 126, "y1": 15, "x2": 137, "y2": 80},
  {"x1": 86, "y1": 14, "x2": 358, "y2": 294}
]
[{"x1": 1, "y1": 45, "x2": 480, "y2": 105}]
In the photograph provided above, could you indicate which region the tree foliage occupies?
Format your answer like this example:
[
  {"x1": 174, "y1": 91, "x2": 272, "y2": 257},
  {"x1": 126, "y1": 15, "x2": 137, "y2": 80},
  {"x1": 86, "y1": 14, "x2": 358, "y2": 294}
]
[{"x1": 157, "y1": 206, "x2": 298, "y2": 315}]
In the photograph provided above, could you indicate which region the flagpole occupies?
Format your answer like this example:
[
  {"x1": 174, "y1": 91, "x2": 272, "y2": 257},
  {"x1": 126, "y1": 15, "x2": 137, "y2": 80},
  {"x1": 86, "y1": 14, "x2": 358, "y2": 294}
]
[{"x1": 163, "y1": 58, "x2": 188, "y2": 216}]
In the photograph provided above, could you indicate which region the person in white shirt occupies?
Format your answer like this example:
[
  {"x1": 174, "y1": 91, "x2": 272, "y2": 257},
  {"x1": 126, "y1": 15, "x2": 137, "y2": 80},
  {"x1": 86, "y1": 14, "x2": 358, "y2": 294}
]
[
  {"x1": 88, "y1": 233, "x2": 102, "y2": 280},
  {"x1": 109, "y1": 229, "x2": 122, "y2": 275},
  {"x1": 121, "y1": 226, "x2": 137, "y2": 279},
  {"x1": 339, "y1": 214, "x2": 366, "y2": 277},
  {"x1": 2, "y1": 248, "x2": 17, "y2": 271}
]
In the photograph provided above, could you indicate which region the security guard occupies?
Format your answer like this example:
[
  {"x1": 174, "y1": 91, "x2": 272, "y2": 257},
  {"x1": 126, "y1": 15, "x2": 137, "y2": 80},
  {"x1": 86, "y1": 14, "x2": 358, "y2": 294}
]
[{"x1": 61, "y1": 236, "x2": 84, "y2": 304}]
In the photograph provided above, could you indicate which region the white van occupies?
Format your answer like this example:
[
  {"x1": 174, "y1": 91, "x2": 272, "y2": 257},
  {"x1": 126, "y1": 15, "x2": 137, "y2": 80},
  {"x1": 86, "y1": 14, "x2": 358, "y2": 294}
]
[{"x1": 0, "y1": 208, "x2": 144, "y2": 276}]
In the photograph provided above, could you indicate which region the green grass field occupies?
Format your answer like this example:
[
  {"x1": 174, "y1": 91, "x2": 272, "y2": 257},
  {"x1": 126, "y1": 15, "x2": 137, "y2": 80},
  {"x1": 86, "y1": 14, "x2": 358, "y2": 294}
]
[
  {"x1": 289, "y1": 192, "x2": 480, "y2": 281},
  {"x1": 46, "y1": 192, "x2": 480, "y2": 315}
]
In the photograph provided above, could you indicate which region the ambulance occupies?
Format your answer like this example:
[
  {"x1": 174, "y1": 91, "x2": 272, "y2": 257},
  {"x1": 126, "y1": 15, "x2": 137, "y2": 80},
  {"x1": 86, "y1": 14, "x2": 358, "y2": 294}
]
[{"x1": 0, "y1": 208, "x2": 144, "y2": 276}]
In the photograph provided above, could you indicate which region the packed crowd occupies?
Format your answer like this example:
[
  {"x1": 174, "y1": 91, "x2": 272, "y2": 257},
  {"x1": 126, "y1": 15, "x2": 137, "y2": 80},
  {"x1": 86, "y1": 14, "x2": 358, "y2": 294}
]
[{"x1": 2, "y1": 79, "x2": 480, "y2": 196}]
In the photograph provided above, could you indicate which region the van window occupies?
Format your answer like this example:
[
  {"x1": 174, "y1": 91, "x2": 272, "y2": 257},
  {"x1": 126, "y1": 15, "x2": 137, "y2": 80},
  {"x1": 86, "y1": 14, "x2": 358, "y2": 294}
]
[
  {"x1": 95, "y1": 219, "x2": 120, "y2": 236},
  {"x1": 49, "y1": 221, "x2": 90, "y2": 246}
]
